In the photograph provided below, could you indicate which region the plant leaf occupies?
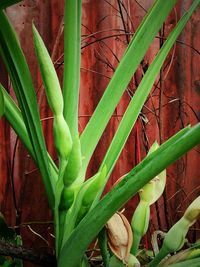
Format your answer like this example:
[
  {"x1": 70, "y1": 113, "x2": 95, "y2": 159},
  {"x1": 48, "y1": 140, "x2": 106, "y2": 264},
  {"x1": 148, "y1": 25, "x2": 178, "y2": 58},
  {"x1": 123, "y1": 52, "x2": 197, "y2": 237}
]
[
  {"x1": 58, "y1": 124, "x2": 200, "y2": 267},
  {"x1": 0, "y1": 86, "x2": 4, "y2": 118},
  {"x1": 0, "y1": 11, "x2": 54, "y2": 208},
  {"x1": 79, "y1": 0, "x2": 177, "y2": 181},
  {"x1": 63, "y1": 0, "x2": 82, "y2": 137},
  {"x1": 167, "y1": 257, "x2": 200, "y2": 267},
  {"x1": 159, "y1": 247, "x2": 200, "y2": 267},
  {"x1": 98, "y1": 0, "x2": 199, "y2": 186},
  {"x1": 0, "y1": 84, "x2": 58, "y2": 191},
  {"x1": 0, "y1": 0, "x2": 22, "y2": 9}
]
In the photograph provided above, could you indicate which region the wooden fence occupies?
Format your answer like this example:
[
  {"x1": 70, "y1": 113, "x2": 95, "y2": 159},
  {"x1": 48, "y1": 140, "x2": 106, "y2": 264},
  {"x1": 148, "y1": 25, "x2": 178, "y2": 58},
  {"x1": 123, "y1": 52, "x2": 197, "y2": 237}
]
[{"x1": 0, "y1": 1, "x2": 199, "y2": 266}]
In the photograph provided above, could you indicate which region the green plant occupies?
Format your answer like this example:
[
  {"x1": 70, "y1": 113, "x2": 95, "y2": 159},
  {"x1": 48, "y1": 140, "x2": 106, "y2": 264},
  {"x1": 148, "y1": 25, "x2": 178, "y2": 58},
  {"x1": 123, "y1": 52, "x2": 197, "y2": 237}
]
[{"x1": 0, "y1": 0, "x2": 199, "y2": 266}]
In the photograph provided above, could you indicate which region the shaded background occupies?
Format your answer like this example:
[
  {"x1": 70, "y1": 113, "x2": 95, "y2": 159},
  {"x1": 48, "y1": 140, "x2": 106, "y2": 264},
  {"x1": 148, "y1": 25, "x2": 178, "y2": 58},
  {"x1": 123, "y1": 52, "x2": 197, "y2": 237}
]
[{"x1": 0, "y1": 0, "x2": 200, "y2": 266}]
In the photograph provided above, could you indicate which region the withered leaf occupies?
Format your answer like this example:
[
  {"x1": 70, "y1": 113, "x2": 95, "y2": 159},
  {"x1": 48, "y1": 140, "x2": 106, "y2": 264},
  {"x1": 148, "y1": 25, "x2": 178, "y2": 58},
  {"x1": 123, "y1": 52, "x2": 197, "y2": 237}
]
[{"x1": 106, "y1": 212, "x2": 133, "y2": 264}]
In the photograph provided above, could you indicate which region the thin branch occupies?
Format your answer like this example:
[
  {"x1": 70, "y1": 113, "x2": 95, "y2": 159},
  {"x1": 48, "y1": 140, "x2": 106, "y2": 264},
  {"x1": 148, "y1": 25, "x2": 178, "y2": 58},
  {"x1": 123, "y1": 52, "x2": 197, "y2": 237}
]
[{"x1": 117, "y1": 0, "x2": 130, "y2": 44}]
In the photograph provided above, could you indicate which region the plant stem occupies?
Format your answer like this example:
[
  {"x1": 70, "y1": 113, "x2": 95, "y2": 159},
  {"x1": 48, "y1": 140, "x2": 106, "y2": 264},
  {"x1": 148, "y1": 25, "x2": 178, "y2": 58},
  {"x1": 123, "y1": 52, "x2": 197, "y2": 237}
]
[
  {"x1": 131, "y1": 232, "x2": 141, "y2": 255},
  {"x1": 148, "y1": 246, "x2": 169, "y2": 267},
  {"x1": 55, "y1": 158, "x2": 68, "y2": 257}
]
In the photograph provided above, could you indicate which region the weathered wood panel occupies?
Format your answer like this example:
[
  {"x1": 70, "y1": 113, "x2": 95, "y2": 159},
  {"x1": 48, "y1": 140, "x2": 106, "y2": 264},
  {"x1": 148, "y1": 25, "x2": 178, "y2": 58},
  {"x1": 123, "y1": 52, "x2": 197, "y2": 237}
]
[{"x1": 0, "y1": 0, "x2": 199, "y2": 265}]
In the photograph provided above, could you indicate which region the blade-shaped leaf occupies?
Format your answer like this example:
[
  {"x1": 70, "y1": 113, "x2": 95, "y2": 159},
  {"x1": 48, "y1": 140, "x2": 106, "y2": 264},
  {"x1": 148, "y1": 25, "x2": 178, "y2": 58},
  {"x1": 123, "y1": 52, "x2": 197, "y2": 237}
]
[
  {"x1": 59, "y1": 124, "x2": 200, "y2": 267},
  {"x1": 98, "y1": 0, "x2": 200, "y2": 191},
  {"x1": 79, "y1": 0, "x2": 177, "y2": 181},
  {"x1": 0, "y1": 86, "x2": 4, "y2": 117},
  {"x1": 167, "y1": 258, "x2": 200, "y2": 267},
  {"x1": 0, "y1": 0, "x2": 22, "y2": 9},
  {"x1": 63, "y1": 0, "x2": 82, "y2": 137},
  {"x1": 0, "y1": 11, "x2": 54, "y2": 208},
  {"x1": 0, "y1": 84, "x2": 58, "y2": 191}
]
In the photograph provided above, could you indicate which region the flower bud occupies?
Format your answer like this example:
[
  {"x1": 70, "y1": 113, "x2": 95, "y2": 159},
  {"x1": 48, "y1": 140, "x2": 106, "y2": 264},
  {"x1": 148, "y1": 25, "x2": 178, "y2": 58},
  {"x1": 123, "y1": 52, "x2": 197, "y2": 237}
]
[
  {"x1": 59, "y1": 186, "x2": 75, "y2": 211},
  {"x1": 33, "y1": 24, "x2": 63, "y2": 116},
  {"x1": 184, "y1": 196, "x2": 200, "y2": 225},
  {"x1": 75, "y1": 166, "x2": 107, "y2": 224},
  {"x1": 150, "y1": 196, "x2": 200, "y2": 267},
  {"x1": 63, "y1": 135, "x2": 82, "y2": 186},
  {"x1": 131, "y1": 200, "x2": 150, "y2": 255},
  {"x1": 82, "y1": 166, "x2": 107, "y2": 207},
  {"x1": 53, "y1": 114, "x2": 72, "y2": 160}
]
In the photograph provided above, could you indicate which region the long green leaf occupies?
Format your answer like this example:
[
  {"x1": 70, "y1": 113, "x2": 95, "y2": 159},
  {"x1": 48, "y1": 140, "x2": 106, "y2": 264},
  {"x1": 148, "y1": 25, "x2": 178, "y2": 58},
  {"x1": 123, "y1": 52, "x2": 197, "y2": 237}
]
[
  {"x1": 0, "y1": 84, "x2": 35, "y2": 158},
  {"x1": 0, "y1": 11, "x2": 54, "y2": 208},
  {"x1": 0, "y1": 84, "x2": 58, "y2": 191},
  {"x1": 167, "y1": 258, "x2": 200, "y2": 267},
  {"x1": 63, "y1": 0, "x2": 82, "y2": 137},
  {"x1": 99, "y1": 0, "x2": 200, "y2": 186},
  {"x1": 79, "y1": 0, "x2": 177, "y2": 181},
  {"x1": 59, "y1": 123, "x2": 200, "y2": 267},
  {"x1": 0, "y1": 85, "x2": 4, "y2": 118},
  {"x1": 0, "y1": 0, "x2": 22, "y2": 9}
]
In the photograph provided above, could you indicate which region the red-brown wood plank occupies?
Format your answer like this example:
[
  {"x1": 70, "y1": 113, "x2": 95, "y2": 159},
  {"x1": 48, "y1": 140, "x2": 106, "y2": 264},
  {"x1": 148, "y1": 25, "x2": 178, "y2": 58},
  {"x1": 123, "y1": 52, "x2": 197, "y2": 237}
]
[{"x1": 0, "y1": 1, "x2": 199, "y2": 265}]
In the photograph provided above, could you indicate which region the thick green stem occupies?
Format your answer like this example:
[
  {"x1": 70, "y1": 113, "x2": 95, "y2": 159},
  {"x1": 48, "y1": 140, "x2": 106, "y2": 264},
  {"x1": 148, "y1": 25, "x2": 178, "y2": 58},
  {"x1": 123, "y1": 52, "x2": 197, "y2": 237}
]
[
  {"x1": 98, "y1": 228, "x2": 110, "y2": 267},
  {"x1": 131, "y1": 232, "x2": 142, "y2": 256},
  {"x1": 55, "y1": 159, "x2": 68, "y2": 257},
  {"x1": 148, "y1": 246, "x2": 169, "y2": 267}
]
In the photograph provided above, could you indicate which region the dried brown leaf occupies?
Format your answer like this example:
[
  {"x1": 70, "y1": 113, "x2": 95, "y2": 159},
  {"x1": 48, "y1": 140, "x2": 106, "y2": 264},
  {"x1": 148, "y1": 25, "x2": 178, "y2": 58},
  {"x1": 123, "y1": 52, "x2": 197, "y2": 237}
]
[{"x1": 106, "y1": 212, "x2": 133, "y2": 263}]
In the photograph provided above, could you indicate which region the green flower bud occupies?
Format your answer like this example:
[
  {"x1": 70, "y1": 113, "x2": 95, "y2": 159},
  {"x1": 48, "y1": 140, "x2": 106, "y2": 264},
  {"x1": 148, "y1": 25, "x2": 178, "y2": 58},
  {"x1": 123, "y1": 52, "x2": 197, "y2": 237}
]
[
  {"x1": 33, "y1": 24, "x2": 63, "y2": 116},
  {"x1": 131, "y1": 201, "x2": 150, "y2": 237},
  {"x1": 139, "y1": 170, "x2": 166, "y2": 205},
  {"x1": 63, "y1": 134, "x2": 82, "y2": 187},
  {"x1": 149, "y1": 196, "x2": 200, "y2": 267},
  {"x1": 184, "y1": 196, "x2": 200, "y2": 224},
  {"x1": 131, "y1": 200, "x2": 150, "y2": 255},
  {"x1": 140, "y1": 141, "x2": 166, "y2": 205},
  {"x1": 82, "y1": 166, "x2": 107, "y2": 207},
  {"x1": 163, "y1": 218, "x2": 189, "y2": 253},
  {"x1": 75, "y1": 166, "x2": 107, "y2": 224},
  {"x1": 163, "y1": 196, "x2": 200, "y2": 254},
  {"x1": 54, "y1": 114, "x2": 72, "y2": 160},
  {"x1": 131, "y1": 141, "x2": 166, "y2": 255},
  {"x1": 59, "y1": 186, "x2": 75, "y2": 211}
]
